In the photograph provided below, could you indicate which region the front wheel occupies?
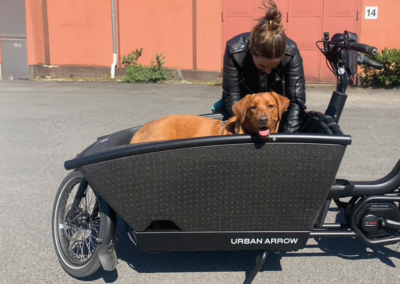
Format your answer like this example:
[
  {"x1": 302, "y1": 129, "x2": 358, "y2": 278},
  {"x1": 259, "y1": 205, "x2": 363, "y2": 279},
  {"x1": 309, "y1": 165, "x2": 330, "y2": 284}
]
[{"x1": 52, "y1": 171, "x2": 116, "y2": 278}]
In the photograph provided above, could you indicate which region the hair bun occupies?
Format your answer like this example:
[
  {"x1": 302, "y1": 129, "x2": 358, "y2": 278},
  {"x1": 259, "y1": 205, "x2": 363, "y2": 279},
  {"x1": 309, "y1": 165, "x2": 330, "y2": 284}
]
[
  {"x1": 250, "y1": 0, "x2": 286, "y2": 59},
  {"x1": 262, "y1": 1, "x2": 283, "y2": 30}
]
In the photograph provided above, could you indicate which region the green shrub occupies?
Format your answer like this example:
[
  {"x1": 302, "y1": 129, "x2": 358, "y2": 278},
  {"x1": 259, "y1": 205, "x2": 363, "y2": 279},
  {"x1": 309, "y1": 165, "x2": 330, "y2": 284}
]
[
  {"x1": 359, "y1": 47, "x2": 400, "y2": 87},
  {"x1": 122, "y1": 48, "x2": 169, "y2": 83},
  {"x1": 122, "y1": 48, "x2": 143, "y2": 67}
]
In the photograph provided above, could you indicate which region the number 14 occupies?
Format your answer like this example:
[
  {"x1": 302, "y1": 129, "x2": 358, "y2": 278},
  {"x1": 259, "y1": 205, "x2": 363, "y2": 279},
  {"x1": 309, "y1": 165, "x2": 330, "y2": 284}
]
[
  {"x1": 367, "y1": 9, "x2": 376, "y2": 17},
  {"x1": 365, "y1": 7, "x2": 378, "y2": 19}
]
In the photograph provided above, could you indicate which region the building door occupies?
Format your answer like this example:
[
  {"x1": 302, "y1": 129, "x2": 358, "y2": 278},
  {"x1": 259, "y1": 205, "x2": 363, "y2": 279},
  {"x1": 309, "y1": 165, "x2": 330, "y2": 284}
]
[
  {"x1": 222, "y1": 0, "x2": 360, "y2": 83},
  {"x1": 0, "y1": 0, "x2": 29, "y2": 79},
  {"x1": 319, "y1": 0, "x2": 361, "y2": 82},
  {"x1": 222, "y1": 0, "x2": 287, "y2": 54},
  {"x1": 286, "y1": 0, "x2": 324, "y2": 83}
]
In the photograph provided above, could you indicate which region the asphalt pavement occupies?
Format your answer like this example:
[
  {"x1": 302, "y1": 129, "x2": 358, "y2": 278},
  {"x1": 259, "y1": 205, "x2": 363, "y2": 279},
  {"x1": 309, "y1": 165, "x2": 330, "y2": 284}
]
[{"x1": 0, "y1": 80, "x2": 400, "y2": 283}]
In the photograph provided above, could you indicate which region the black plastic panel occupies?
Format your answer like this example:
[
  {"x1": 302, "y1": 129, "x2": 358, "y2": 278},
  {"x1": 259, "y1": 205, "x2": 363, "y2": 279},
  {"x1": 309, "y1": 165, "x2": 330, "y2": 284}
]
[
  {"x1": 80, "y1": 142, "x2": 346, "y2": 232},
  {"x1": 66, "y1": 133, "x2": 351, "y2": 170},
  {"x1": 78, "y1": 126, "x2": 140, "y2": 158},
  {"x1": 134, "y1": 231, "x2": 310, "y2": 252},
  {"x1": 329, "y1": 158, "x2": 400, "y2": 197}
]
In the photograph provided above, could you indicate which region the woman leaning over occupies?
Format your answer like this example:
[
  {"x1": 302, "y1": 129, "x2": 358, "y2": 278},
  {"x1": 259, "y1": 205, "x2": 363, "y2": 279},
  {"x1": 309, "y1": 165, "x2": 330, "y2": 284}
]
[{"x1": 217, "y1": 0, "x2": 306, "y2": 133}]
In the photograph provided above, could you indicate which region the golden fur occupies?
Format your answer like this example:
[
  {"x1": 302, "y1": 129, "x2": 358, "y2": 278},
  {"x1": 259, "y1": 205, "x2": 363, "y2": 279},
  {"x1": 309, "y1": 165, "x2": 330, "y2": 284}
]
[{"x1": 130, "y1": 92, "x2": 290, "y2": 144}]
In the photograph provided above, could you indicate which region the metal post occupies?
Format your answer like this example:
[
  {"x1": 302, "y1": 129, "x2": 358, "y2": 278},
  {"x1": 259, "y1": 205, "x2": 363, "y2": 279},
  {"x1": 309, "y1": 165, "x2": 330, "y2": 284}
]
[{"x1": 110, "y1": 0, "x2": 117, "y2": 78}]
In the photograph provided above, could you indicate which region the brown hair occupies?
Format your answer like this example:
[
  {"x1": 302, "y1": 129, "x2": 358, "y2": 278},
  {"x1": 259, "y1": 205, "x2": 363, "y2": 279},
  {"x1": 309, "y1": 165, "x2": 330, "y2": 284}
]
[{"x1": 250, "y1": 0, "x2": 287, "y2": 59}]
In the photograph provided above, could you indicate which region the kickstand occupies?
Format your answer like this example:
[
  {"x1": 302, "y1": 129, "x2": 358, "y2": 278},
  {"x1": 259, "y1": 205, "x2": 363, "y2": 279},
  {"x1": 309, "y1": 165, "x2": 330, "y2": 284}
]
[{"x1": 243, "y1": 251, "x2": 268, "y2": 284}]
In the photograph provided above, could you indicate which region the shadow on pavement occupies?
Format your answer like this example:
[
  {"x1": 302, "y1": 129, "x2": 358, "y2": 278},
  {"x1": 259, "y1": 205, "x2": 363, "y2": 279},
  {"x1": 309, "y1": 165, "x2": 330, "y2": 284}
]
[{"x1": 86, "y1": 214, "x2": 400, "y2": 281}]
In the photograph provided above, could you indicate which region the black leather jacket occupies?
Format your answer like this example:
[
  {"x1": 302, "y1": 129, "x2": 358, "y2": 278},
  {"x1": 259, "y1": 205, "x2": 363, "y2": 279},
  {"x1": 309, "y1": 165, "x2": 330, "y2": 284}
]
[{"x1": 222, "y1": 32, "x2": 306, "y2": 133}]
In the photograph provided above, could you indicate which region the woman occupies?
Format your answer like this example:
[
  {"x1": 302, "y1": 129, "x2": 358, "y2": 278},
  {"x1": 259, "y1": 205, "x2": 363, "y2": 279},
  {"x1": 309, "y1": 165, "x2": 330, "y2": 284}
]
[{"x1": 216, "y1": 0, "x2": 306, "y2": 133}]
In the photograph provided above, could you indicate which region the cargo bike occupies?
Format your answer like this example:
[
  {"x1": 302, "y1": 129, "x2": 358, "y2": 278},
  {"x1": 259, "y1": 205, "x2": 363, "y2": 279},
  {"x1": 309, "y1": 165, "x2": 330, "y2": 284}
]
[{"x1": 52, "y1": 31, "x2": 400, "y2": 283}]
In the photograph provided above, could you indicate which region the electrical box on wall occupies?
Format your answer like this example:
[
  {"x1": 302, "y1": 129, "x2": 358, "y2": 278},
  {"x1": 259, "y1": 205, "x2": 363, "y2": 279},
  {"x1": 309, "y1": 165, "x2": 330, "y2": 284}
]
[{"x1": 0, "y1": 0, "x2": 29, "y2": 79}]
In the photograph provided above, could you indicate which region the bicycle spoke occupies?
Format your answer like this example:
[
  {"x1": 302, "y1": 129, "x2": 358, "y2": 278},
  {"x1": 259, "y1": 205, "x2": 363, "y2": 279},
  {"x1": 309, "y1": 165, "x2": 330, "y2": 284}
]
[
  {"x1": 85, "y1": 238, "x2": 92, "y2": 258},
  {"x1": 91, "y1": 223, "x2": 100, "y2": 235},
  {"x1": 86, "y1": 190, "x2": 97, "y2": 215},
  {"x1": 78, "y1": 241, "x2": 84, "y2": 260},
  {"x1": 58, "y1": 177, "x2": 103, "y2": 266}
]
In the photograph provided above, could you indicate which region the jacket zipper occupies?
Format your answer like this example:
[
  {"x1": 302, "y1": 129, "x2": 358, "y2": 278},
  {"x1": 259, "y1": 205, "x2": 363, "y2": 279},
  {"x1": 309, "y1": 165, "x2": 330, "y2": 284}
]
[{"x1": 239, "y1": 79, "x2": 254, "y2": 94}]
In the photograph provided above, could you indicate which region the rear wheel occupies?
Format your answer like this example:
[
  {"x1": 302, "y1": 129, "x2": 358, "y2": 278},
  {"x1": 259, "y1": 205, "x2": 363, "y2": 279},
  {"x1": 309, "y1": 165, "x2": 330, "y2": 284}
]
[{"x1": 52, "y1": 171, "x2": 116, "y2": 278}]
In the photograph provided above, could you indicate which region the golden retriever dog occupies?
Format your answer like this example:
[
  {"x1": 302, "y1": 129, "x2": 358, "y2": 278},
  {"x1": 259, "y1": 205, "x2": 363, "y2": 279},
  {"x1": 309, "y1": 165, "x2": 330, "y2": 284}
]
[{"x1": 130, "y1": 92, "x2": 290, "y2": 144}]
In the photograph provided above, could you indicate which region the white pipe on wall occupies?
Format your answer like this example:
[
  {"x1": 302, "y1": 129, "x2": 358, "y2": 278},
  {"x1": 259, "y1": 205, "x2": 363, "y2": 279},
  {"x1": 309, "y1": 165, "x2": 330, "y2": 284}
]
[
  {"x1": 111, "y1": 0, "x2": 117, "y2": 78},
  {"x1": 111, "y1": 53, "x2": 117, "y2": 78}
]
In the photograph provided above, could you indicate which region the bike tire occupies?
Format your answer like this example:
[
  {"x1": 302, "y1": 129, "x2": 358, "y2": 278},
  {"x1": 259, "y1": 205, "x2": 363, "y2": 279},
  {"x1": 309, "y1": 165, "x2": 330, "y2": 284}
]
[{"x1": 52, "y1": 171, "x2": 117, "y2": 278}]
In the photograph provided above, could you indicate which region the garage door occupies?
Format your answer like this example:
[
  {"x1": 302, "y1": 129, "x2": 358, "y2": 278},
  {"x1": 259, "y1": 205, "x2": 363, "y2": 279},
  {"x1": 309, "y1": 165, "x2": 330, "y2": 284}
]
[{"x1": 222, "y1": 0, "x2": 361, "y2": 83}]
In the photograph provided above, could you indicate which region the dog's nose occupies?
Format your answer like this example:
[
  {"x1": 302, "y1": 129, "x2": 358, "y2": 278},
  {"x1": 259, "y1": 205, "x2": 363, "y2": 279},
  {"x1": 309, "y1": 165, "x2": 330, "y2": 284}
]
[{"x1": 258, "y1": 116, "x2": 269, "y2": 125}]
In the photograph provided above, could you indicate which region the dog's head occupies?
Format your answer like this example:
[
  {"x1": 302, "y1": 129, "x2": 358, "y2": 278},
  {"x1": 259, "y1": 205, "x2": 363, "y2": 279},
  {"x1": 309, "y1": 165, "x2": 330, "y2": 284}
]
[{"x1": 231, "y1": 92, "x2": 290, "y2": 139}]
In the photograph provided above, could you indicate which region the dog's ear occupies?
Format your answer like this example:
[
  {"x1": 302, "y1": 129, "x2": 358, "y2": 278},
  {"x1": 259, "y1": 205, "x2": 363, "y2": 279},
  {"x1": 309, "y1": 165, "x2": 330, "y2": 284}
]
[
  {"x1": 232, "y1": 94, "x2": 253, "y2": 124},
  {"x1": 270, "y1": 92, "x2": 290, "y2": 120},
  {"x1": 221, "y1": 116, "x2": 248, "y2": 135},
  {"x1": 221, "y1": 117, "x2": 235, "y2": 135},
  {"x1": 221, "y1": 117, "x2": 237, "y2": 135}
]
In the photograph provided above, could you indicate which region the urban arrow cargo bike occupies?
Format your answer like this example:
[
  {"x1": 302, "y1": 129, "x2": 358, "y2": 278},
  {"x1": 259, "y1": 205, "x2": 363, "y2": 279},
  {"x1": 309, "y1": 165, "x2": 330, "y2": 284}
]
[{"x1": 52, "y1": 31, "x2": 400, "y2": 283}]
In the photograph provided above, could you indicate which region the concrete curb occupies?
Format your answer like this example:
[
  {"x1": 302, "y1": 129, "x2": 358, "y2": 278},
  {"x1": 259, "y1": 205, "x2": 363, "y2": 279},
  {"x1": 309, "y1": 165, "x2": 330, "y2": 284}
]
[{"x1": 29, "y1": 65, "x2": 222, "y2": 82}]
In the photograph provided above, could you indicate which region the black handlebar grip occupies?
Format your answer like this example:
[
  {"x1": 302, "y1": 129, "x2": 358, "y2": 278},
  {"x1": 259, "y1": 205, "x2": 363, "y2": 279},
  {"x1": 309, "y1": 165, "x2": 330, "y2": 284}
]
[
  {"x1": 357, "y1": 54, "x2": 384, "y2": 70},
  {"x1": 348, "y1": 42, "x2": 378, "y2": 56}
]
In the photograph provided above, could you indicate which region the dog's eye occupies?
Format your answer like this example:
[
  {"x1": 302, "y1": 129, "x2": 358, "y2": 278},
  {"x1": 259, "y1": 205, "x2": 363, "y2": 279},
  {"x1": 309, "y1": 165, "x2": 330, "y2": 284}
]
[
  {"x1": 268, "y1": 105, "x2": 275, "y2": 109},
  {"x1": 250, "y1": 106, "x2": 257, "y2": 110}
]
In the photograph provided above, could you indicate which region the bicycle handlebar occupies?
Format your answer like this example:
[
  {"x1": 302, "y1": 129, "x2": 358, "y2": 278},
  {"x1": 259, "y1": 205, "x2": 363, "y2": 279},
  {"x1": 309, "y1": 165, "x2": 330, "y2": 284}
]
[
  {"x1": 319, "y1": 31, "x2": 381, "y2": 123},
  {"x1": 357, "y1": 54, "x2": 383, "y2": 70},
  {"x1": 348, "y1": 42, "x2": 378, "y2": 56}
]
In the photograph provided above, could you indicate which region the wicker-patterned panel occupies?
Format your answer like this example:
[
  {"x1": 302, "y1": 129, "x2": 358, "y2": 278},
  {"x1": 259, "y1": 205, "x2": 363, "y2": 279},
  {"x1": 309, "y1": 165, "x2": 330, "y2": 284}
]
[{"x1": 80, "y1": 143, "x2": 345, "y2": 231}]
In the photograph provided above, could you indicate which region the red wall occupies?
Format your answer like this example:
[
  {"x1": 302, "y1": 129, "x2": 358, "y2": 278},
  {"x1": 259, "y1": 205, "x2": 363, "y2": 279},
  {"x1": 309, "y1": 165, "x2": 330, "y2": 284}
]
[
  {"x1": 21, "y1": 0, "x2": 222, "y2": 71},
  {"x1": 118, "y1": 0, "x2": 222, "y2": 70},
  {"x1": 196, "y1": 0, "x2": 222, "y2": 71},
  {"x1": 11, "y1": 0, "x2": 400, "y2": 74},
  {"x1": 25, "y1": 0, "x2": 45, "y2": 65},
  {"x1": 46, "y1": 0, "x2": 113, "y2": 66},
  {"x1": 359, "y1": 0, "x2": 400, "y2": 51},
  {"x1": 118, "y1": 0, "x2": 193, "y2": 69}
]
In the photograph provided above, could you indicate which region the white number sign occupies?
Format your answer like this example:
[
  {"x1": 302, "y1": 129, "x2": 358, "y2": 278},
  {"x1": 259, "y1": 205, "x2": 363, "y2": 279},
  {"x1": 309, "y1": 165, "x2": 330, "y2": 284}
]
[{"x1": 365, "y1": 6, "x2": 378, "y2": 20}]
